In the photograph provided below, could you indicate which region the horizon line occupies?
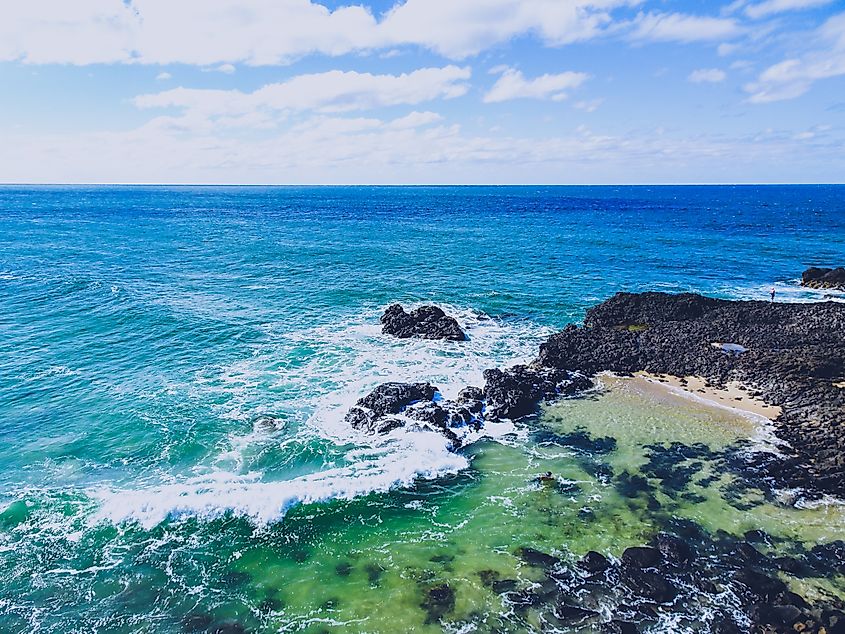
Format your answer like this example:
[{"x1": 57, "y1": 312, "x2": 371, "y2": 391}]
[{"x1": 1, "y1": 182, "x2": 844, "y2": 187}]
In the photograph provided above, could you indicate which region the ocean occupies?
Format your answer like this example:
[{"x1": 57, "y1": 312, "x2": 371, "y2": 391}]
[{"x1": 1, "y1": 185, "x2": 844, "y2": 633}]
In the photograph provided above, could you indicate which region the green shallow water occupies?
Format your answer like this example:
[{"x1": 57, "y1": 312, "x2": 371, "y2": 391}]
[{"x1": 3, "y1": 379, "x2": 843, "y2": 633}]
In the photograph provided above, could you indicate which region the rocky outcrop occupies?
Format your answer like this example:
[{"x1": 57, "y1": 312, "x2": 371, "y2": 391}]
[
  {"x1": 344, "y1": 381, "x2": 485, "y2": 446},
  {"x1": 355, "y1": 292, "x2": 845, "y2": 496},
  {"x1": 381, "y1": 304, "x2": 467, "y2": 341},
  {"x1": 802, "y1": 266, "x2": 845, "y2": 290},
  {"x1": 537, "y1": 292, "x2": 845, "y2": 497},
  {"x1": 344, "y1": 369, "x2": 591, "y2": 445},
  {"x1": 482, "y1": 365, "x2": 592, "y2": 420}
]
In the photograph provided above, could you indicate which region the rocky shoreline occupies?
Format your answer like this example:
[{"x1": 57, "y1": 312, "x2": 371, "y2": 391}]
[
  {"x1": 353, "y1": 296, "x2": 845, "y2": 498},
  {"x1": 536, "y1": 292, "x2": 845, "y2": 498},
  {"x1": 341, "y1": 296, "x2": 845, "y2": 632}
]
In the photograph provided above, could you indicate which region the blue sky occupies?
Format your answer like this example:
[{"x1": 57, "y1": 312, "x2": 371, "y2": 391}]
[{"x1": 1, "y1": 0, "x2": 844, "y2": 184}]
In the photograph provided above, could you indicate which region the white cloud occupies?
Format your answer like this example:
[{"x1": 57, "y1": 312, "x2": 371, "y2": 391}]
[
  {"x1": 0, "y1": 0, "x2": 642, "y2": 66},
  {"x1": 386, "y1": 111, "x2": 444, "y2": 129},
  {"x1": 629, "y1": 12, "x2": 741, "y2": 43},
  {"x1": 379, "y1": 0, "x2": 638, "y2": 59},
  {"x1": 743, "y1": 0, "x2": 834, "y2": 20},
  {"x1": 483, "y1": 68, "x2": 589, "y2": 103},
  {"x1": 745, "y1": 12, "x2": 845, "y2": 103},
  {"x1": 688, "y1": 68, "x2": 727, "y2": 83},
  {"x1": 214, "y1": 63, "x2": 236, "y2": 74},
  {"x1": 155, "y1": 72, "x2": 172, "y2": 81},
  {"x1": 134, "y1": 66, "x2": 471, "y2": 130},
  {"x1": 717, "y1": 43, "x2": 740, "y2": 57},
  {"x1": 574, "y1": 98, "x2": 604, "y2": 112},
  {"x1": 4, "y1": 113, "x2": 842, "y2": 184}
]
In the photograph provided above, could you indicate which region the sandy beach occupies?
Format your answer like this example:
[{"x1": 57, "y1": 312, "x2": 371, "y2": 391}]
[{"x1": 632, "y1": 371, "x2": 782, "y2": 421}]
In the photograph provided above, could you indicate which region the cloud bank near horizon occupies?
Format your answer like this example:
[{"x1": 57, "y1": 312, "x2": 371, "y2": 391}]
[{"x1": 0, "y1": 0, "x2": 843, "y2": 183}]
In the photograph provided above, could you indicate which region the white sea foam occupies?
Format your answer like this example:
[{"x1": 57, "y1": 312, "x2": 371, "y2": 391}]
[
  {"x1": 723, "y1": 279, "x2": 845, "y2": 303},
  {"x1": 94, "y1": 304, "x2": 549, "y2": 527},
  {"x1": 92, "y1": 429, "x2": 467, "y2": 528}
]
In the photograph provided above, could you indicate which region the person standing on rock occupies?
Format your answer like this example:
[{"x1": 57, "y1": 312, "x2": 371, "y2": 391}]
[{"x1": 770, "y1": 287, "x2": 776, "y2": 302}]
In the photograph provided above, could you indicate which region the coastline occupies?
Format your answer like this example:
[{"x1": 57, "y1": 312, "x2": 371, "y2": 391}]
[{"x1": 632, "y1": 371, "x2": 782, "y2": 422}]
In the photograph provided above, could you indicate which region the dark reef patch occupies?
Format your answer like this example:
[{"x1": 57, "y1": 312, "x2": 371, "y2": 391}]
[{"x1": 487, "y1": 520, "x2": 845, "y2": 633}]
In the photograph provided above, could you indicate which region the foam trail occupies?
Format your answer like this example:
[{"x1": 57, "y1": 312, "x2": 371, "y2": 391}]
[
  {"x1": 95, "y1": 304, "x2": 550, "y2": 527},
  {"x1": 723, "y1": 279, "x2": 845, "y2": 303},
  {"x1": 92, "y1": 430, "x2": 467, "y2": 529}
]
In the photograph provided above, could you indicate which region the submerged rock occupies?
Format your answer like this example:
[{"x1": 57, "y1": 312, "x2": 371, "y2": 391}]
[
  {"x1": 516, "y1": 546, "x2": 560, "y2": 569},
  {"x1": 381, "y1": 304, "x2": 467, "y2": 341},
  {"x1": 420, "y1": 583, "x2": 455, "y2": 624}
]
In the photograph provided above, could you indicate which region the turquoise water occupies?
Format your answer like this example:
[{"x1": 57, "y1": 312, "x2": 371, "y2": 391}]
[{"x1": 1, "y1": 185, "x2": 845, "y2": 632}]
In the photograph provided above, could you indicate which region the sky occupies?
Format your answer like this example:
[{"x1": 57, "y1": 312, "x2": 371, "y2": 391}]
[{"x1": 1, "y1": 0, "x2": 844, "y2": 184}]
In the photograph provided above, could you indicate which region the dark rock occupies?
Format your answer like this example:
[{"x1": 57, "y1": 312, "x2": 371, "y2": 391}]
[
  {"x1": 802, "y1": 266, "x2": 845, "y2": 290},
  {"x1": 335, "y1": 562, "x2": 352, "y2": 577},
  {"x1": 744, "y1": 529, "x2": 771, "y2": 544},
  {"x1": 653, "y1": 534, "x2": 694, "y2": 565},
  {"x1": 252, "y1": 415, "x2": 285, "y2": 431},
  {"x1": 211, "y1": 622, "x2": 247, "y2": 634},
  {"x1": 259, "y1": 597, "x2": 283, "y2": 613},
  {"x1": 602, "y1": 620, "x2": 639, "y2": 634},
  {"x1": 343, "y1": 382, "x2": 472, "y2": 444},
  {"x1": 621, "y1": 568, "x2": 678, "y2": 603},
  {"x1": 182, "y1": 614, "x2": 213, "y2": 632},
  {"x1": 577, "y1": 551, "x2": 611, "y2": 574},
  {"x1": 491, "y1": 579, "x2": 518, "y2": 594},
  {"x1": 506, "y1": 589, "x2": 545, "y2": 610},
  {"x1": 477, "y1": 569, "x2": 499, "y2": 587},
  {"x1": 348, "y1": 382, "x2": 437, "y2": 423},
  {"x1": 457, "y1": 386, "x2": 483, "y2": 402},
  {"x1": 773, "y1": 556, "x2": 814, "y2": 577},
  {"x1": 483, "y1": 364, "x2": 592, "y2": 420},
  {"x1": 381, "y1": 304, "x2": 467, "y2": 341},
  {"x1": 554, "y1": 603, "x2": 599, "y2": 624},
  {"x1": 758, "y1": 603, "x2": 803, "y2": 626},
  {"x1": 364, "y1": 563, "x2": 384, "y2": 586},
  {"x1": 621, "y1": 546, "x2": 661, "y2": 569},
  {"x1": 734, "y1": 568, "x2": 788, "y2": 602},
  {"x1": 615, "y1": 472, "x2": 654, "y2": 498},
  {"x1": 809, "y1": 540, "x2": 845, "y2": 574},
  {"x1": 534, "y1": 428, "x2": 617, "y2": 454},
  {"x1": 732, "y1": 542, "x2": 767, "y2": 565},
  {"x1": 516, "y1": 546, "x2": 560, "y2": 569},
  {"x1": 420, "y1": 583, "x2": 455, "y2": 623}
]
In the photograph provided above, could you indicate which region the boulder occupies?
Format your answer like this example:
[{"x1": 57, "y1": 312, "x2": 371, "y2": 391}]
[
  {"x1": 577, "y1": 551, "x2": 611, "y2": 574},
  {"x1": 381, "y1": 304, "x2": 467, "y2": 341},
  {"x1": 802, "y1": 266, "x2": 845, "y2": 290},
  {"x1": 653, "y1": 534, "x2": 694, "y2": 565},
  {"x1": 483, "y1": 364, "x2": 592, "y2": 420},
  {"x1": 345, "y1": 382, "x2": 438, "y2": 433},
  {"x1": 621, "y1": 546, "x2": 661, "y2": 569}
]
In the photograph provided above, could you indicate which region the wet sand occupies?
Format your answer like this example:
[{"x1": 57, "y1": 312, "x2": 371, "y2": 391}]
[{"x1": 632, "y1": 371, "x2": 782, "y2": 421}]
